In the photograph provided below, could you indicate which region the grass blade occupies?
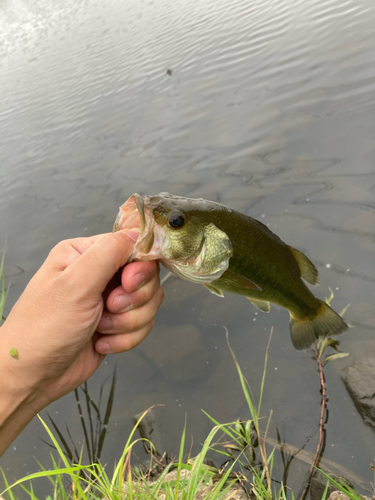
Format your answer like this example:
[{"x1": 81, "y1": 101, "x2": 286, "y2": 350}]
[
  {"x1": 97, "y1": 368, "x2": 116, "y2": 460},
  {"x1": 1, "y1": 465, "x2": 88, "y2": 497},
  {"x1": 83, "y1": 382, "x2": 95, "y2": 461},
  {"x1": 37, "y1": 415, "x2": 71, "y2": 468},
  {"x1": 65, "y1": 425, "x2": 80, "y2": 463},
  {"x1": 173, "y1": 415, "x2": 187, "y2": 500},
  {"x1": 258, "y1": 327, "x2": 272, "y2": 414},
  {"x1": 46, "y1": 412, "x2": 73, "y2": 462},
  {"x1": 317, "y1": 469, "x2": 365, "y2": 500},
  {"x1": 74, "y1": 388, "x2": 92, "y2": 463},
  {"x1": 1, "y1": 468, "x2": 17, "y2": 500}
]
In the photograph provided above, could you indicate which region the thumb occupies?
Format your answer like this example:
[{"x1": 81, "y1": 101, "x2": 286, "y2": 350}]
[{"x1": 68, "y1": 231, "x2": 138, "y2": 293}]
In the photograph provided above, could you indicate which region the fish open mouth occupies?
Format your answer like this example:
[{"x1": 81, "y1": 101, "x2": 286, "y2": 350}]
[{"x1": 113, "y1": 193, "x2": 162, "y2": 261}]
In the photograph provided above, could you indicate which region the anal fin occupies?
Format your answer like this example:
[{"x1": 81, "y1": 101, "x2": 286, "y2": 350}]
[{"x1": 247, "y1": 297, "x2": 270, "y2": 312}]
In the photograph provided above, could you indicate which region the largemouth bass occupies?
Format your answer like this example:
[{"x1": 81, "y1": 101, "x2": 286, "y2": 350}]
[{"x1": 113, "y1": 193, "x2": 348, "y2": 350}]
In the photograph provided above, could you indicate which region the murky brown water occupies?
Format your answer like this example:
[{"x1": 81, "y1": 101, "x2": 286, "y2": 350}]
[{"x1": 1, "y1": 0, "x2": 375, "y2": 495}]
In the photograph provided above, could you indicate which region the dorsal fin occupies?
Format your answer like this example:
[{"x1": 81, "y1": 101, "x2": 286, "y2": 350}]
[{"x1": 287, "y1": 246, "x2": 319, "y2": 285}]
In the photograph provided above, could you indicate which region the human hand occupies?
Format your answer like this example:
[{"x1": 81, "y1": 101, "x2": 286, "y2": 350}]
[{"x1": 0, "y1": 232, "x2": 163, "y2": 410}]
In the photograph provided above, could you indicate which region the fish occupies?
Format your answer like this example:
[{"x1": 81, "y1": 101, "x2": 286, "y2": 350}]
[{"x1": 113, "y1": 192, "x2": 348, "y2": 350}]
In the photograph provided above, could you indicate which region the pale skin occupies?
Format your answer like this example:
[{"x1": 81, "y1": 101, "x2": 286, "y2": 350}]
[{"x1": 0, "y1": 231, "x2": 164, "y2": 456}]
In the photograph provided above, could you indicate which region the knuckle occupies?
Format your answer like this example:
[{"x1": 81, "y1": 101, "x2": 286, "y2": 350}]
[
  {"x1": 48, "y1": 240, "x2": 68, "y2": 257},
  {"x1": 122, "y1": 313, "x2": 136, "y2": 332},
  {"x1": 108, "y1": 336, "x2": 130, "y2": 354}
]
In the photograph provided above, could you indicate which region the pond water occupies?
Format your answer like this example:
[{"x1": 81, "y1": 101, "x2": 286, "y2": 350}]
[{"x1": 1, "y1": 0, "x2": 374, "y2": 496}]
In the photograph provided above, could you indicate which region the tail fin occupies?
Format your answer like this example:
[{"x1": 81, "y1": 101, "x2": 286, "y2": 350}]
[{"x1": 290, "y1": 300, "x2": 348, "y2": 350}]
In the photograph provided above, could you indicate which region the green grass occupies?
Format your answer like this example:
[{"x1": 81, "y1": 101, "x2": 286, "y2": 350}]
[
  {"x1": 0, "y1": 351, "x2": 369, "y2": 500},
  {"x1": 1, "y1": 414, "x2": 240, "y2": 500},
  {"x1": 43, "y1": 369, "x2": 117, "y2": 470},
  {"x1": 0, "y1": 331, "x2": 279, "y2": 500},
  {"x1": 0, "y1": 330, "x2": 300, "y2": 500}
]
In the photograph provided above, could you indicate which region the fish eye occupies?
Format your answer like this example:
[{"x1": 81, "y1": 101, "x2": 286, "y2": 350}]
[{"x1": 168, "y1": 212, "x2": 185, "y2": 229}]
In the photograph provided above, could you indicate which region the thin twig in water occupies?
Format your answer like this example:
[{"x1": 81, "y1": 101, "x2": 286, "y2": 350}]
[
  {"x1": 299, "y1": 347, "x2": 327, "y2": 500},
  {"x1": 160, "y1": 271, "x2": 173, "y2": 285}
]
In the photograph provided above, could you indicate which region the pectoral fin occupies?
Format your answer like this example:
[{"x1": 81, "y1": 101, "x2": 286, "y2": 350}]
[
  {"x1": 247, "y1": 297, "x2": 270, "y2": 312},
  {"x1": 220, "y1": 270, "x2": 262, "y2": 291},
  {"x1": 204, "y1": 283, "x2": 224, "y2": 297}
]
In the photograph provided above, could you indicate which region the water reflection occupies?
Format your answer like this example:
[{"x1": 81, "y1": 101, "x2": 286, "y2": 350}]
[{"x1": 0, "y1": 0, "x2": 374, "y2": 494}]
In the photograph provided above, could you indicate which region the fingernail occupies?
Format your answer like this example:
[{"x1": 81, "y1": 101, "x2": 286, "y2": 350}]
[
  {"x1": 114, "y1": 294, "x2": 132, "y2": 312},
  {"x1": 133, "y1": 272, "x2": 145, "y2": 290},
  {"x1": 98, "y1": 316, "x2": 111, "y2": 331},
  {"x1": 96, "y1": 340, "x2": 111, "y2": 353}
]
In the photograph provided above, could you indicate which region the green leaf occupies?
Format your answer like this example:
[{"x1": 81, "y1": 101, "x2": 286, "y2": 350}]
[
  {"x1": 325, "y1": 287, "x2": 334, "y2": 306},
  {"x1": 323, "y1": 352, "x2": 349, "y2": 365},
  {"x1": 245, "y1": 419, "x2": 252, "y2": 439},
  {"x1": 317, "y1": 337, "x2": 329, "y2": 356},
  {"x1": 339, "y1": 303, "x2": 351, "y2": 317},
  {"x1": 9, "y1": 348, "x2": 19, "y2": 360}
]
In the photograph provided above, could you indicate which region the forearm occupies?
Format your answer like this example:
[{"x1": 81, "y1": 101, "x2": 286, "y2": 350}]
[
  {"x1": 0, "y1": 326, "x2": 49, "y2": 456},
  {"x1": 0, "y1": 384, "x2": 46, "y2": 456}
]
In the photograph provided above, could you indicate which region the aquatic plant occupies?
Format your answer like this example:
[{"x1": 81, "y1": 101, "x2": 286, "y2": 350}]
[{"x1": 44, "y1": 369, "x2": 117, "y2": 470}]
